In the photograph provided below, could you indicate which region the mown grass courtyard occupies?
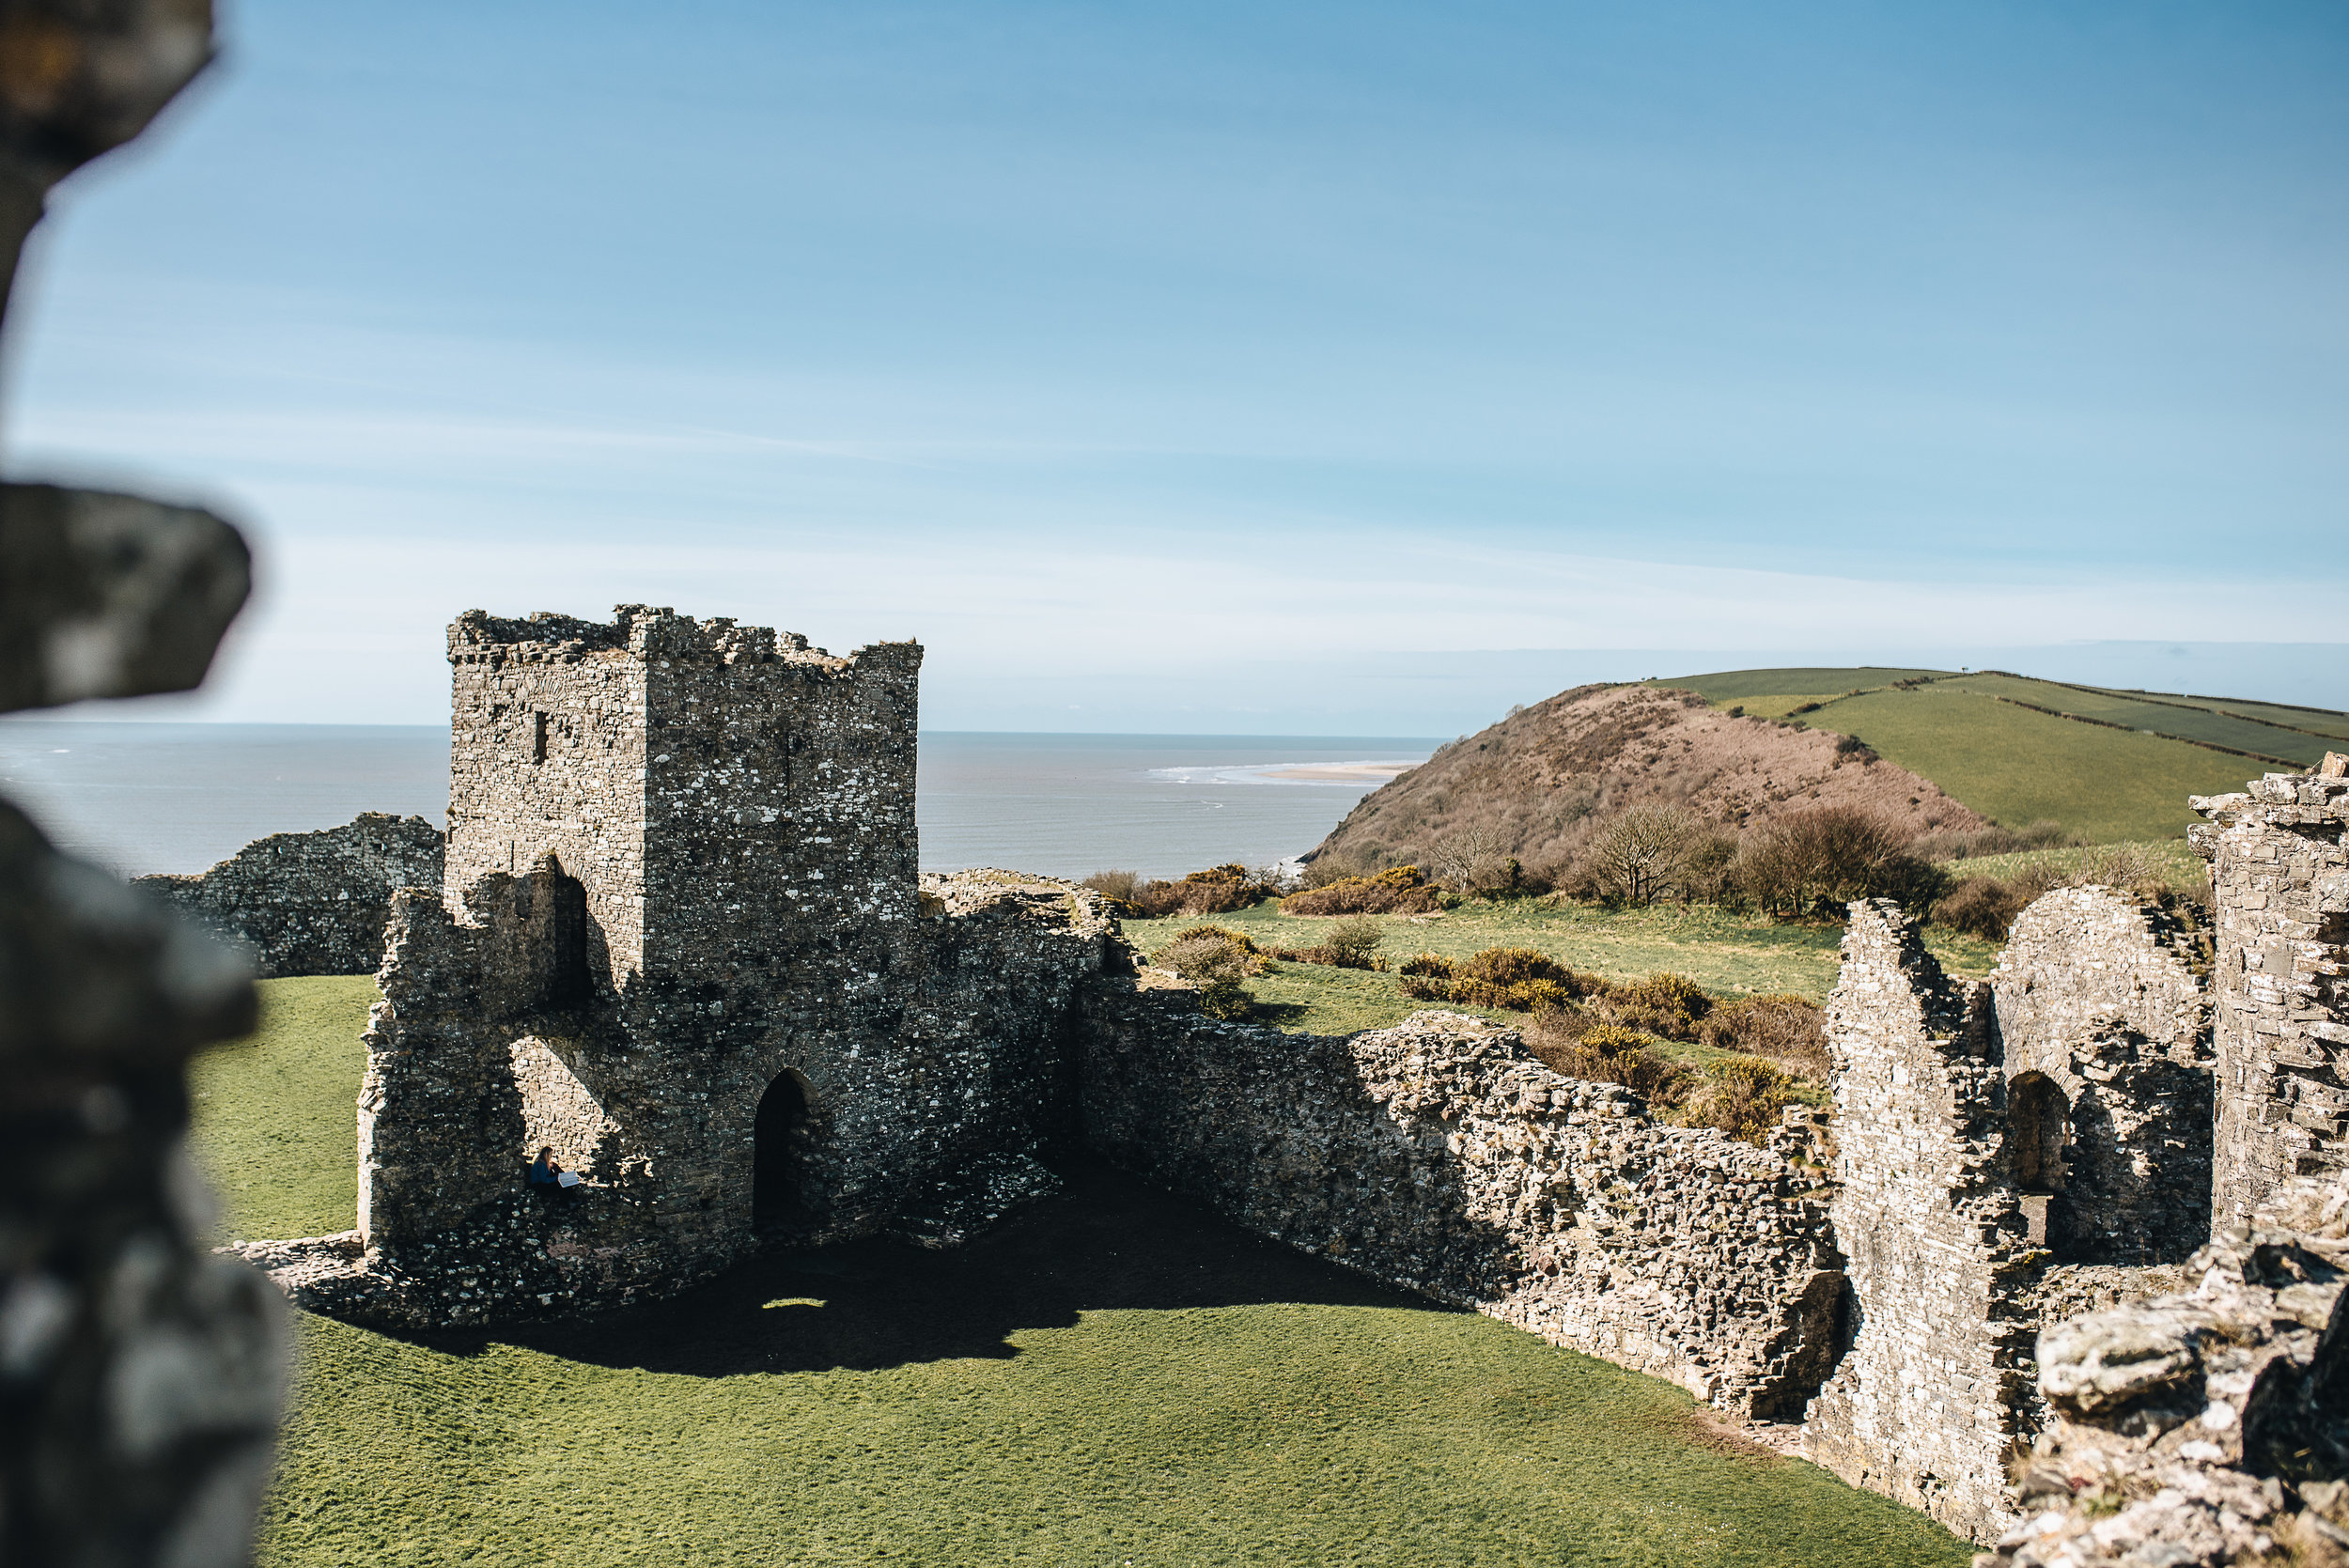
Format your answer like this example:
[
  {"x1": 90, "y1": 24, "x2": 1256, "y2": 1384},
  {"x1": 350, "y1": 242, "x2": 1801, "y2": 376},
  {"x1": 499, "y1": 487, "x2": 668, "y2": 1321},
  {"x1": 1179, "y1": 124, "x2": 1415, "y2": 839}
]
[{"x1": 195, "y1": 976, "x2": 1968, "y2": 1567}]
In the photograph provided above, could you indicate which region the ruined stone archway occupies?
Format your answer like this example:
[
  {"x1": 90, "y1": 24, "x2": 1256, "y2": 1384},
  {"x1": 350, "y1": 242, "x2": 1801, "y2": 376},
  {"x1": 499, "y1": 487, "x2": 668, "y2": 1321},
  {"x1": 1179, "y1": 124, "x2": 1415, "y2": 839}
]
[
  {"x1": 2009, "y1": 1073, "x2": 2070, "y2": 1193},
  {"x1": 2009, "y1": 1071, "x2": 2071, "y2": 1249},
  {"x1": 753, "y1": 1070, "x2": 813, "y2": 1234}
]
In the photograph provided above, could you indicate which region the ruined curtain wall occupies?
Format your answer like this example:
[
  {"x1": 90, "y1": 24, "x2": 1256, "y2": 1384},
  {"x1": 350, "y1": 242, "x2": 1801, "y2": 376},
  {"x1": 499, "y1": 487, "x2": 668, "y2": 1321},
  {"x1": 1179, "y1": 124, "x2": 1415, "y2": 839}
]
[
  {"x1": 1805, "y1": 901, "x2": 2032, "y2": 1545},
  {"x1": 358, "y1": 870, "x2": 602, "y2": 1252},
  {"x1": 1989, "y1": 886, "x2": 2214, "y2": 1264},
  {"x1": 2192, "y1": 771, "x2": 2349, "y2": 1227},
  {"x1": 245, "y1": 870, "x2": 1117, "y2": 1327},
  {"x1": 133, "y1": 812, "x2": 443, "y2": 978},
  {"x1": 1080, "y1": 989, "x2": 1846, "y2": 1421}
]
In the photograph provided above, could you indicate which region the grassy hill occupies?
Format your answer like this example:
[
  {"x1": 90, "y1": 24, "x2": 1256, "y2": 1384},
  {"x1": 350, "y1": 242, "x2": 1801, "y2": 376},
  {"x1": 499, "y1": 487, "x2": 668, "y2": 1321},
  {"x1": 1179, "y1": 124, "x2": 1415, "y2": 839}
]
[
  {"x1": 1648, "y1": 668, "x2": 2343, "y2": 843},
  {"x1": 194, "y1": 979, "x2": 1968, "y2": 1568},
  {"x1": 1313, "y1": 684, "x2": 1985, "y2": 875}
]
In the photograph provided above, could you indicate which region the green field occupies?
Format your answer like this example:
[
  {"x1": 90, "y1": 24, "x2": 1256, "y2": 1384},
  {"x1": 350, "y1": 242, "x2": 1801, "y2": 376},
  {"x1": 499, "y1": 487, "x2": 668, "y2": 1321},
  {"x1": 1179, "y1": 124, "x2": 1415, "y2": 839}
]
[
  {"x1": 1647, "y1": 667, "x2": 2336, "y2": 843},
  {"x1": 1938, "y1": 839, "x2": 2207, "y2": 896},
  {"x1": 1127, "y1": 897, "x2": 2001, "y2": 1037},
  {"x1": 195, "y1": 977, "x2": 1967, "y2": 1568}
]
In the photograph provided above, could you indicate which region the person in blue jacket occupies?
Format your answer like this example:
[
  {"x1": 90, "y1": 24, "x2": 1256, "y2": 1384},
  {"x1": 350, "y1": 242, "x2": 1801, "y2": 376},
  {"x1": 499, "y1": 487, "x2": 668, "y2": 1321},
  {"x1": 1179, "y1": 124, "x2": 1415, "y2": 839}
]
[{"x1": 527, "y1": 1146, "x2": 578, "y2": 1203}]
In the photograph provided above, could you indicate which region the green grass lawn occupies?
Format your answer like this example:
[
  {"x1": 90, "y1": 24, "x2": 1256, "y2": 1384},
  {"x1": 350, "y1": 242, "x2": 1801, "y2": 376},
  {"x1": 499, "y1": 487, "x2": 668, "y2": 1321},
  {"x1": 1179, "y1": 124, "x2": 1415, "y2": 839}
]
[
  {"x1": 194, "y1": 978, "x2": 1968, "y2": 1568},
  {"x1": 1646, "y1": 667, "x2": 2337, "y2": 843}
]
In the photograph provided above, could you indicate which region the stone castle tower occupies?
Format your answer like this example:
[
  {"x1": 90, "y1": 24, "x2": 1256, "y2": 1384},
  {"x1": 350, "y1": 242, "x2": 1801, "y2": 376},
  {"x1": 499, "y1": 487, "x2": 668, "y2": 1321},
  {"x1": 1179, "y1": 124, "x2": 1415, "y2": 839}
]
[
  {"x1": 316, "y1": 605, "x2": 1110, "y2": 1326},
  {"x1": 443, "y1": 604, "x2": 923, "y2": 1051}
]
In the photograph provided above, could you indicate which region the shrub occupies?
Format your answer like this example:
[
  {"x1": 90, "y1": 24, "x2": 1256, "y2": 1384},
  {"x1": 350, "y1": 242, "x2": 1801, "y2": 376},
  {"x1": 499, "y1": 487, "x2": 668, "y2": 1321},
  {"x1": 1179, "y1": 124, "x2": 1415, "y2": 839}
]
[
  {"x1": 1155, "y1": 932, "x2": 1254, "y2": 1020},
  {"x1": 1429, "y1": 828, "x2": 1519, "y2": 896},
  {"x1": 1684, "y1": 1057, "x2": 1804, "y2": 1144},
  {"x1": 2078, "y1": 843, "x2": 2169, "y2": 898},
  {"x1": 1594, "y1": 971, "x2": 1711, "y2": 1041},
  {"x1": 1698, "y1": 994, "x2": 1828, "y2": 1078},
  {"x1": 1394, "y1": 947, "x2": 1601, "y2": 1012},
  {"x1": 1447, "y1": 976, "x2": 1575, "y2": 1013},
  {"x1": 1322, "y1": 916, "x2": 1384, "y2": 968},
  {"x1": 1079, "y1": 869, "x2": 1143, "y2": 908},
  {"x1": 1451, "y1": 947, "x2": 1564, "y2": 988},
  {"x1": 1525, "y1": 1015, "x2": 1692, "y2": 1106},
  {"x1": 1931, "y1": 876, "x2": 2032, "y2": 939},
  {"x1": 1167, "y1": 924, "x2": 1268, "y2": 968},
  {"x1": 1129, "y1": 862, "x2": 1280, "y2": 918},
  {"x1": 1736, "y1": 806, "x2": 1945, "y2": 920},
  {"x1": 1588, "y1": 805, "x2": 1698, "y2": 906},
  {"x1": 1280, "y1": 865, "x2": 1443, "y2": 916},
  {"x1": 1395, "y1": 952, "x2": 1455, "y2": 1000},
  {"x1": 1270, "y1": 915, "x2": 1389, "y2": 971}
]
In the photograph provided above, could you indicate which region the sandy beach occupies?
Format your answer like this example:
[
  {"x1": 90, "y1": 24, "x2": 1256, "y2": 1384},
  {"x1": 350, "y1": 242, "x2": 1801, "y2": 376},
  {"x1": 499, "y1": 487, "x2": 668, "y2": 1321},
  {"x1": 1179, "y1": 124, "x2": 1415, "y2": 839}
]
[{"x1": 1256, "y1": 761, "x2": 1419, "y2": 784}]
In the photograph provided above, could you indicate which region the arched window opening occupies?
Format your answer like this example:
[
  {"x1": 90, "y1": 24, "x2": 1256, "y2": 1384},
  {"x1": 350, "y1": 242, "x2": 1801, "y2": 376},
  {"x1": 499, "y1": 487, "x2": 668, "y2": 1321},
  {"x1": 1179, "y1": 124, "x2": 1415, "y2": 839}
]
[
  {"x1": 2009, "y1": 1073, "x2": 2070, "y2": 1193},
  {"x1": 2009, "y1": 1072, "x2": 2071, "y2": 1250},
  {"x1": 752, "y1": 1073, "x2": 809, "y2": 1234}
]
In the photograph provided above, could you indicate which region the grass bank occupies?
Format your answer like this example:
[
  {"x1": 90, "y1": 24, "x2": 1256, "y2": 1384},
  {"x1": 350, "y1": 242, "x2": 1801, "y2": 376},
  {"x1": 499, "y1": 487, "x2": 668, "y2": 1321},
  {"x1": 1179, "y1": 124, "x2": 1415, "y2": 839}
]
[
  {"x1": 1126, "y1": 897, "x2": 1999, "y2": 1038},
  {"x1": 193, "y1": 978, "x2": 1968, "y2": 1568},
  {"x1": 1938, "y1": 839, "x2": 2206, "y2": 896},
  {"x1": 1652, "y1": 666, "x2": 2333, "y2": 843}
]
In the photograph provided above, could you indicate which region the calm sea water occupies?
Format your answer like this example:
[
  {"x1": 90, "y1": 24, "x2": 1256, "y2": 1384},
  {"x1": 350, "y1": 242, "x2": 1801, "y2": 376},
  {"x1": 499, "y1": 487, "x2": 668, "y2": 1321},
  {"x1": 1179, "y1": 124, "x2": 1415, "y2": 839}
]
[{"x1": 0, "y1": 723, "x2": 1435, "y2": 880}]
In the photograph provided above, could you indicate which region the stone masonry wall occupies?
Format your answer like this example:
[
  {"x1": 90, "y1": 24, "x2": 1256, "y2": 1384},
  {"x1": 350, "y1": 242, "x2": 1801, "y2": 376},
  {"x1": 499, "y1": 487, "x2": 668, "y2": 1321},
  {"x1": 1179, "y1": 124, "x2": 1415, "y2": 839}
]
[
  {"x1": 444, "y1": 610, "x2": 649, "y2": 986},
  {"x1": 134, "y1": 813, "x2": 443, "y2": 978},
  {"x1": 2192, "y1": 766, "x2": 2349, "y2": 1228},
  {"x1": 443, "y1": 605, "x2": 921, "y2": 1051},
  {"x1": 1990, "y1": 886, "x2": 2215, "y2": 1264},
  {"x1": 1804, "y1": 900, "x2": 2035, "y2": 1545},
  {"x1": 1980, "y1": 1172, "x2": 2346, "y2": 1568},
  {"x1": 1080, "y1": 986, "x2": 1849, "y2": 1421},
  {"x1": 242, "y1": 867, "x2": 1116, "y2": 1328}
]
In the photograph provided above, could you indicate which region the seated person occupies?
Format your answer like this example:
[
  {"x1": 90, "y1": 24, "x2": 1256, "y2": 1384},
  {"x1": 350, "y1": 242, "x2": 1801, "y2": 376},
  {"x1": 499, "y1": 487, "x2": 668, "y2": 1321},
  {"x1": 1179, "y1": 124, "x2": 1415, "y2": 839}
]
[{"x1": 527, "y1": 1146, "x2": 583, "y2": 1195}]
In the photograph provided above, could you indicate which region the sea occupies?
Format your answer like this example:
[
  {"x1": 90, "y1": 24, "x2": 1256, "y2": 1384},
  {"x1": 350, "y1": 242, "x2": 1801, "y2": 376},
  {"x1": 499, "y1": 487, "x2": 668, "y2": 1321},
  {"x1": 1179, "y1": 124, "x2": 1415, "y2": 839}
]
[{"x1": 0, "y1": 723, "x2": 1438, "y2": 882}]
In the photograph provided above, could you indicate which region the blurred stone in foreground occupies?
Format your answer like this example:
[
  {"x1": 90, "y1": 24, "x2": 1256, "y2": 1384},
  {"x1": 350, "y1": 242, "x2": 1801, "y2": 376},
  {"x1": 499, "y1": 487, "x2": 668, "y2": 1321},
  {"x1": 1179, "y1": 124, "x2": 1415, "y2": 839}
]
[{"x1": 1, "y1": 3, "x2": 284, "y2": 1565}]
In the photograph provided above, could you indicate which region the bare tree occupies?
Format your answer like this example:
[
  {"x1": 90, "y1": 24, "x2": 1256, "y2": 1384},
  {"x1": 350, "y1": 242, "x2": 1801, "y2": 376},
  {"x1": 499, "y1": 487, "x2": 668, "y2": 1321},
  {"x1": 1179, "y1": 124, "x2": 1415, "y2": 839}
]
[
  {"x1": 1589, "y1": 805, "x2": 1697, "y2": 906},
  {"x1": 1430, "y1": 824, "x2": 1513, "y2": 893}
]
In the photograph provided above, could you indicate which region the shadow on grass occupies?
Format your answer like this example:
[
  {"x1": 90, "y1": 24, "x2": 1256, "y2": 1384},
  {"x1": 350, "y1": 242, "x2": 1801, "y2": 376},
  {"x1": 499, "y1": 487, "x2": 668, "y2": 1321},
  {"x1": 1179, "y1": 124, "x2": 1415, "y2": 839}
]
[
  {"x1": 424, "y1": 1155, "x2": 1441, "y2": 1377},
  {"x1": 1237, "y1": 999, "x2": 1315, "y2": 1026}
]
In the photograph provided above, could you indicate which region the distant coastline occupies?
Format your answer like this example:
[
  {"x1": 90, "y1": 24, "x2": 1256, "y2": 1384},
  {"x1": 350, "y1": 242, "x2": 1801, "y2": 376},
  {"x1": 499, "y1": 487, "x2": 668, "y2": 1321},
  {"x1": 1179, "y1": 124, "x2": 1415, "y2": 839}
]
[{"x1": 0, "y1": 722, "x2": 1437, "y2": 881}]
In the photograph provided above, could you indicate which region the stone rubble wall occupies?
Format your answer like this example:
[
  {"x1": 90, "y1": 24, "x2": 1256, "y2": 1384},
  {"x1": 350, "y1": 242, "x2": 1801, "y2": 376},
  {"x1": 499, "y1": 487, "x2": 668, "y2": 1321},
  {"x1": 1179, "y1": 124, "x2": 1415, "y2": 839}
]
[
  {"x1": 1804, "y1": 900, "x2": 2037, "y2": 1545},
  {"x1": 133, "y1": 812, "x2": 444, "y2": 979},
  {"x1": 1978, "y1": 1172, "x2": 2347, "y2": 1568},
  {"x1": 1990, "y1": 887, "x2": 2215, "y2": 1264},
  {"x1": 2192, "y1": 771, "x2": 2349, "y2": 1228},
  {"x1": 1078, "y1": 986, "x2": 1848, "y2": 1421}
]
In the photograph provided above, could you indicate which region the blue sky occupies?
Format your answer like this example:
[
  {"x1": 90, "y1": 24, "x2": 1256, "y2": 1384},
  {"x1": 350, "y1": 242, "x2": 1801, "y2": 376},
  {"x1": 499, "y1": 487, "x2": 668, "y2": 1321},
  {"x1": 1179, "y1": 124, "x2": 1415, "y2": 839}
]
[{"x1": 8, "y1": 0, "x2": 2344, "y2": 727}]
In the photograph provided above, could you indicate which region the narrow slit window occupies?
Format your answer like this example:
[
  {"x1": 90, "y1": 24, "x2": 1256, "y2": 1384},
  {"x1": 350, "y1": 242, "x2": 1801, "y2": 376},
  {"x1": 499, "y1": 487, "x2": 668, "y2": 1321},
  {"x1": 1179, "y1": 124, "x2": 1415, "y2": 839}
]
[{"x1": 532, "y1": 711, "x2": 549, "y2": 764}]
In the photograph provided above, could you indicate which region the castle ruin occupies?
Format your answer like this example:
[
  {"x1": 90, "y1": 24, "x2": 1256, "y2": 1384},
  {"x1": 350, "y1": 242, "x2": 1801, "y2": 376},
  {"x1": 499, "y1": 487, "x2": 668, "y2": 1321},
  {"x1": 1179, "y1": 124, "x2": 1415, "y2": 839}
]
[
  {"x1": 228, "y1": 608, "x2": 2346, "y2": 1550},
  {"x1": 246, "y1": 608, "x2": 1111, "y2": 1326}
]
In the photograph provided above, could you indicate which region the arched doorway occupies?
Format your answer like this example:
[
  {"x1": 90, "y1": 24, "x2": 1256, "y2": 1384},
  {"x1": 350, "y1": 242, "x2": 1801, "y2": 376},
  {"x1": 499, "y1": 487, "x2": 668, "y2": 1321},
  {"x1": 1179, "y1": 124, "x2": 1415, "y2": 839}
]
[
  {"x1": 753, "y1": 1072, "x2": 810, "y2": 1234},
  {"x1": 2009, "y1": 1072, "x2": 2070, "y2": 1249}
]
